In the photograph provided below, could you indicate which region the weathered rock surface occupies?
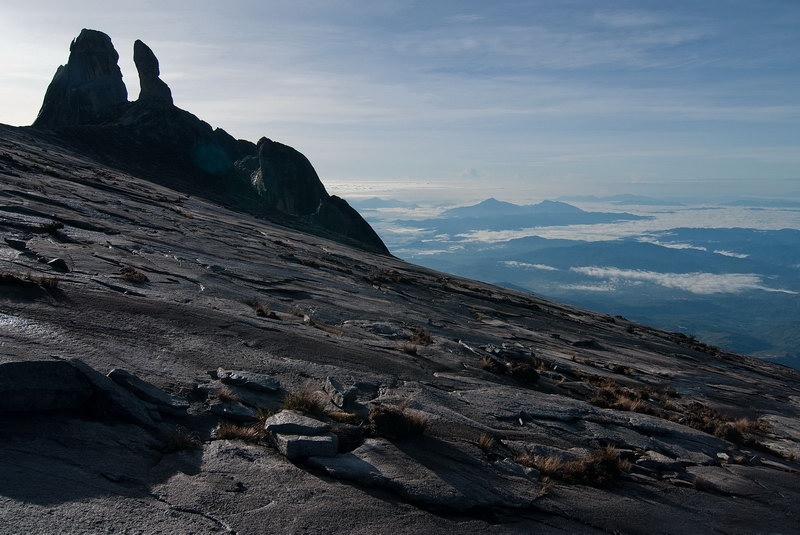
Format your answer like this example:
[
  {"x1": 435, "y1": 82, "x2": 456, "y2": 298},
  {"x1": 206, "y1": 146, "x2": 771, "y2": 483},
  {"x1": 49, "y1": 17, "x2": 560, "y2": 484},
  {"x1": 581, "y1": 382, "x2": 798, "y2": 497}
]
[
  {"x1": 217, "y1": 367, "x2": 280, "y2": 392},
  {"x1": 33, "y1": 29, "x2": 127, "y2": 128},
  {"x1": 209, "y1": 400, "x2": 259, "y2": 422},
  {"x1": 309, "y1": 438, "x2": 538, "y2": 511}
]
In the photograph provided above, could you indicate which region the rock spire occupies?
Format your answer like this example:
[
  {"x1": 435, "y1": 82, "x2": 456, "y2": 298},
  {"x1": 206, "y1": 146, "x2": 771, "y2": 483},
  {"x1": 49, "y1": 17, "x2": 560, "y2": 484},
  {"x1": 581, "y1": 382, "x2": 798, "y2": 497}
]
[
  {"x1": 133, "y1": 39, "x2": 173, "y2": 104},
  {"x1": 33, "y1": 29, "x2": 128, "y2": 128}
]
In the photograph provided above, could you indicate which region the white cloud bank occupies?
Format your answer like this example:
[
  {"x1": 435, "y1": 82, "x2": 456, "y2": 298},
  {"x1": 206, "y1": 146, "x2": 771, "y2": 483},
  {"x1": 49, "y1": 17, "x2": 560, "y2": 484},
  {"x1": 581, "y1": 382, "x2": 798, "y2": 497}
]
[{"x1": 570, "y1": 266, "x2": 797, "y2": 295}]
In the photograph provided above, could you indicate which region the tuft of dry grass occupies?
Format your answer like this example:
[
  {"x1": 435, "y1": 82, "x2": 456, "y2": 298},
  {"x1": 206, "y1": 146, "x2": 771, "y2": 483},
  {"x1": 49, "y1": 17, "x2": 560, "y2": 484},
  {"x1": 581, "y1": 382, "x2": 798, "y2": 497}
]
[
  {"x1": 283, "y1": 388, "x2": 326, "y2": 415},
  {"x1": 692, "y1": 475, "x2": 711, "y2": 491},
  {"x1": 516, "y1": 446, "x2": 630, "y2": 487},
  {"x1": 398, "y1": 342, "x2": 418, "y2": 355},
  {"x1": 477, "y1": 432, "x2": 495, "y2": 452},
  {"x1": 120, "y1": 266, "x2": 148, "y2": 283},
  {"x1": 39, "y1": 275, "x2": 60, "y2": 289},
  {"x1": 410, "y1": 326, "x2": 433, "y2": 346},
  {"x1": 216, "y1": 387, "x2": 239, "y2": 403},
  {"x1": 162, "y1": 426, "x2": 202, "y2": 452},
  {"x1": 1, "y1": 271, "x2": 62, "y2": 290},
  {"x1": 39, "y1": 220, "x2": 64, "y2": 235},
  {"x1": 215, "y1": 422, "x2": 265, "y2": 443},
  {"x1": 478, "y1": 356, "x2": 503, "y2": 373},
  {"x1": 369, "y1": 403, "x2": 429, "y2": 439},
  {"x1": 327, "y1": 411, "x2": 364, "y2": 425}
]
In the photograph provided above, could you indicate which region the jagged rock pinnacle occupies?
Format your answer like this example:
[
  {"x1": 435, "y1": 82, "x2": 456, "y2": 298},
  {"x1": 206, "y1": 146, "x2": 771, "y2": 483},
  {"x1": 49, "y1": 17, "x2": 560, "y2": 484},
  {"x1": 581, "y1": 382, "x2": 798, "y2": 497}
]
[
  {"x1": 133, "y1": 40, "x2": 173, "y2": 105},
  {"x1": 33, "y1": 29, "x2": 128, "y2": 128}
]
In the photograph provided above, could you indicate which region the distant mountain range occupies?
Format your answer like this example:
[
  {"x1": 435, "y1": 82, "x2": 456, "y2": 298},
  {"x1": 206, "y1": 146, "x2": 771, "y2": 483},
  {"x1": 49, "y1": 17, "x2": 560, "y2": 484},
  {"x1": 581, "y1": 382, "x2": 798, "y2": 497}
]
[
  {"x1": 361, "y1": 199, "x2": 800, "y2": 368},
  {"x1": 395, "y1": 198, "x2": 648, "y2": 233}
]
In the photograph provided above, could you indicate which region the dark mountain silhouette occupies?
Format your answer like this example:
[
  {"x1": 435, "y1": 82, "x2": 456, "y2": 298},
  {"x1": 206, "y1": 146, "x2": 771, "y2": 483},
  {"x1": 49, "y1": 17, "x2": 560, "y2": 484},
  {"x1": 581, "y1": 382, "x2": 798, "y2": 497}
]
[{"x1": 31, "y1": 29, "x2": 387, "y2": 254}]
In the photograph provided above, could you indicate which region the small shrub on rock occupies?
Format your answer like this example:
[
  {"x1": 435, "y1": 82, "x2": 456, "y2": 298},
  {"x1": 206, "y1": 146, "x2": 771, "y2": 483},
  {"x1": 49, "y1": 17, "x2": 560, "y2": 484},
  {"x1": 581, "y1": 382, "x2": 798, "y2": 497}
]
[
  {"x1": 369, "y1": 403, "x2": 429, "y2": 439},
  {"x1": 215, "y1": 422, "x2": 264, "y2": 443},
  {"x1": 516, "y1": 446, "x2": 630, "y2": 487},
  {"x1": 410, "y1": 326, "x2": 433, "y2": 346},
  {"x1": 120, "y1": 266, "x2": 148, "y2": 283},
  {"x1": 162, "y1": 426, "x2": 202, "y2": 452},
  {"x1": 283, "y1": 388, "x2": 325, "y2": 415}
]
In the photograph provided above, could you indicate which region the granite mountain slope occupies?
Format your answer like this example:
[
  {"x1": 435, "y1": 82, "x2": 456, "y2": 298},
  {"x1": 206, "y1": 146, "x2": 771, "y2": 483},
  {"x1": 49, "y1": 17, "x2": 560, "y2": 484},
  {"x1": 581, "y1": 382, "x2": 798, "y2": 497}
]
[{"x1": 1, "y1": 30, "x2": 800, "y2": 535}]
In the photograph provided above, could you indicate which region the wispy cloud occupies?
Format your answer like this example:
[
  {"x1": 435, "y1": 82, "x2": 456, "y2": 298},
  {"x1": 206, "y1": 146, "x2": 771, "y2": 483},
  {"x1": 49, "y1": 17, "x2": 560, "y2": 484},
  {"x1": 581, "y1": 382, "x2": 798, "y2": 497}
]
[
  {"x1": 501, "y1": 261, "x2": 559, "y2": 271},
  {"x1": 570, "y1": 266, "x2": 796, "y2": 295}
]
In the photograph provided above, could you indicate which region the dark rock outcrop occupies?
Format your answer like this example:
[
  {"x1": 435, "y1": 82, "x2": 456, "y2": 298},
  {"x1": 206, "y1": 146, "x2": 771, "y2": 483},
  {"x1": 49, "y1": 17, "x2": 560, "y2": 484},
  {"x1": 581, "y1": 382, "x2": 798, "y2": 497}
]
[
  {"x1": 133, "y1": 40, "x2": 173, "y2": 104},
  {"x1": 33, "y1": 29, "x2": 127, "y2": 128},
  {"x1": 29, "y1": 29, "x2": 388, "y2": 254},
  {"x1": 253, "y1": 138, "x2": 329, "y2": 217}
]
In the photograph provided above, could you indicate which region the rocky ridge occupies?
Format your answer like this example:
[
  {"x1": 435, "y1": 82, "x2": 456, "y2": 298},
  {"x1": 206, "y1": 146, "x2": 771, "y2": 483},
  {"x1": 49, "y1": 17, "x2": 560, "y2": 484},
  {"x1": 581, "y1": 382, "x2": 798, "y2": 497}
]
[
  {"x1": 1, "y1": 31, "x2": 800, "y2": 535},
  {"x1": 31, "y1": 29, "x2": 387, "y2": 255}
]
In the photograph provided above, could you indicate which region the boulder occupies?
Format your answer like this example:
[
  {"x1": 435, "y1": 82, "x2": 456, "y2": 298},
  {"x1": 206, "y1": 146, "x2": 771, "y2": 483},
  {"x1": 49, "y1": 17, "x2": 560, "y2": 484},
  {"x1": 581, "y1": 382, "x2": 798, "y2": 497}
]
[
  {"x1": 47, "y1": 258, "x2": 70, "y2": 272},
  {"x1": 323, "y1": 376, "x2": 358, "y2": 409},
  {"x1": 66, "y1": 358, "x2": 157, "y2": 430},
  {"x1": 273, "y1": 432, "x2": 339, "y2": 460},
  {"x1": 0, "y1": 360, "x2": 93, "y2": 413},
  {"x1": 107, "y1": 368, "x2": 188, "y2": 416},
  {"x1": 217, "y1": 367, "x2": 280, "y2": 392},
  {"x1": 33, "y1": 29, "x2": 128, "y2": 128},
  {"x1": 209, "y1": 400, "x2": 259, "y2": 423},
  {"x1": 263, "y1": 410, "x2": 329, "y2": 436}
]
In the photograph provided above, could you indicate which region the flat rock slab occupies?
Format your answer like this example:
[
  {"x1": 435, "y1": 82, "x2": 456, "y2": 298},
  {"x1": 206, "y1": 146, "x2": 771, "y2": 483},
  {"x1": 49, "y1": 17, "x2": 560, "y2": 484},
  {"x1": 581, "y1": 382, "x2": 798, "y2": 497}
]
[
  {"x1": 264, "y1": 410, "x2": 329, "y2": 435},
  {"x1": 274, "y1": 432, "x2": 338, "y2": 459},
  {"x1": 308, "y1": 437, "x2": 538, "y2": 511},
  {"x1": 210, "y1": 400, "x2": 259, "y2": 422},
  {"x1": 108, "y1": 368, "x2": 188, "y2": 416},
  {"x1": 0, "y1": 360, "x2": 93, "y2": 413},
  {"x1": 217, "y1": 367, "x2": 280, "y2": 392}
]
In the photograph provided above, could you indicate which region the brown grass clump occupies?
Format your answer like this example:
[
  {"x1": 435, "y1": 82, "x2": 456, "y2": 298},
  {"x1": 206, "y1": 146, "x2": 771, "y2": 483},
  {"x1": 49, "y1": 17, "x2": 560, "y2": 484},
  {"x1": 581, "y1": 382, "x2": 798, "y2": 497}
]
[
  {"x1": 214, "y1": 422, "x2": 265, "y2": 443},
  {"x1": 477, "y1": 432, "x2": 495, "y2": 452},
  {"x1": 516, "y1": 446, "x2": 630, "y2": 487},
  {"x1": 162, "y1": 426, "x2": 202, "y2": 452},
  {"x1": 216, "y1": 387, "x2": 239, "y2": 403},
  {"x1": 398, "y1": 342, "x2": 418, "y2": 355},
  {"x1": 369, "y1": 403, "x2": 429, "y2": 439},
  {"x1": 508, "y1": 362, "x2": 540, "y2": 384},
  {"x1": 38, "y1": 220, "x2": 64, "y2": 235},
  {"x1": 283, "y1": 388, "x2": 326, "y2": 415},
  {"x1": 478, "y1": 356, "x2": 504, "y2": 373},
  {"x1": 39, "y1": 276, "x2": 60, "y2": 289},
  {"x1": 120, "y1": 266, "x2": 148, "y2": 283},
  {"x1": 327, "y1": 411, "x2": 364, "y2": 425},
  {"x1": 410, "y1": 326, "x2": 433, "y2": 346}
]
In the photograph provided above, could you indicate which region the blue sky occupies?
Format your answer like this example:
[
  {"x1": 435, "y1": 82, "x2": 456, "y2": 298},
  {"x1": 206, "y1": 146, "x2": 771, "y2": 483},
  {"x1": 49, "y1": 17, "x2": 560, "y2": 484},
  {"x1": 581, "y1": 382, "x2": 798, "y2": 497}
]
[{"x1": 1, "y1": 0, "x2": 798, "y2": 202}]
